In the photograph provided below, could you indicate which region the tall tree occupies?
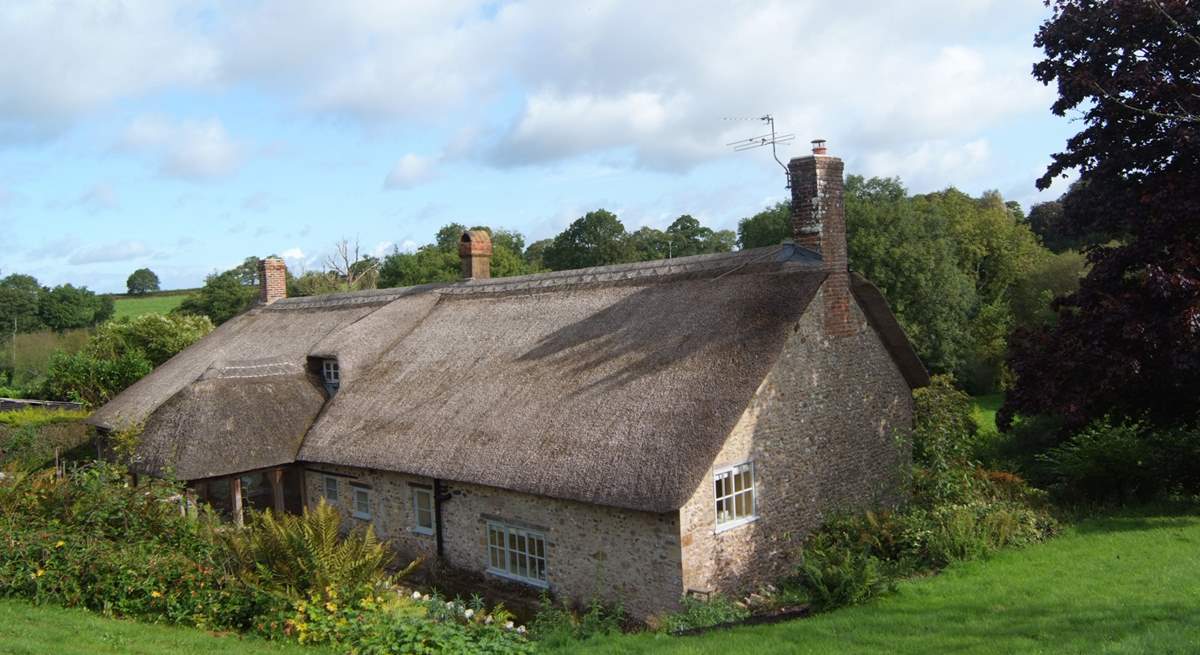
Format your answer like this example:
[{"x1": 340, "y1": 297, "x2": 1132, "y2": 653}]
[
  {"x1": 126, "y1": 268, "x2": 161, "y2": 295},
  {"x1": 542, "y1": 210, "x2": 635, "y2": 271},
  {"x1": 1002, "y1": 0, "x2": 1200, "y2": 430},
  {"x1": 176, "y1": 271, "x2": 257, "y2": 325},
  {"x1": 736, "y1": 201, "x2": 790, "y2": 249},
  {"x1": 0, "y1": 274, "x2": 45, "y2": 333},
  {"x1": 38, "y1": 284, "x2": 107, "y2": 331}
]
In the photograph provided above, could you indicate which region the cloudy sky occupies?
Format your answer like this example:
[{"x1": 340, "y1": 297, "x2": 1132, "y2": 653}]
[{"x1": 0, "y1": 0, "x2": 1077, "y2": 293}]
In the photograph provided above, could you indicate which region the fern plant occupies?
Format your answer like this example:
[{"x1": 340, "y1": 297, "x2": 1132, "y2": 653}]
[{"x1": 218, "y1": 499, "x2": 403, "y2": 600}]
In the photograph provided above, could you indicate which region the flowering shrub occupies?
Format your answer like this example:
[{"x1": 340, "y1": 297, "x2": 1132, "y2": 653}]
[{"x1": 274, "y1": 588, "x2": 533, "y2": 654}]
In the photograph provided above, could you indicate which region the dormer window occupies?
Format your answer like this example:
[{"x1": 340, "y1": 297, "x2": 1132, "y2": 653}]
[{"x1": 321, "y1": 359, "x2": 340, "y2": 395}]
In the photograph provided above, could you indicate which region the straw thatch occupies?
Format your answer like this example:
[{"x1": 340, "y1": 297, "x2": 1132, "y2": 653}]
[{"x1": 90, "y1": 244, "x2": 928, "y2": 511}]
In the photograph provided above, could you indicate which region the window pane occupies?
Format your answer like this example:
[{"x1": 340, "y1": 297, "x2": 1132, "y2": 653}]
[
  {"x1": 509, "y1": 549, "x2": 519, "y2": 573},
  {"x1": 735, "y1": 491, "x2": 749, "y2": 517},
  {"x1": 324, "y1": 477, "x2": 338, "y2": 502},
  {"x1": 714, "y1": 475, "x2": 726, "y2": 499},
  {"x1": 518, "y1": 553, "x2": 528, "y2": 578},
  {"x1": 533, "y1": 558, "x2": 546, "y2": 580},
  {"x1": 736, "y1": 470, "x2": 751, "y2": 493},
  {"x1": 489, "y1": 528, "x2": 500, "y2": 547},
  {"x1": 534, "y1": 538, "x2": 544, "y2": 558}
]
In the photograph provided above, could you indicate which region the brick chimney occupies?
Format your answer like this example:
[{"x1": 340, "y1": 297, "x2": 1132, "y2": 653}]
[
  {"x1": 788, "y1": 140, "x2": 855, "y2": 337},
  {"x1": 258, "y1": 257, "x2": 287, "y2": 305},
  {"x1": 459, "y1": 230, "x2": 493, "y2": 280}
]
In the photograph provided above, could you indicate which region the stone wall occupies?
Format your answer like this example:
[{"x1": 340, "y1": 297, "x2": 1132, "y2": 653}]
[
  {"x1": 678, "y1": 280, "x2": 913, "y2": 595},
  {"x1": 302, "y1": 463, "x2": 439, "y2": 562},
  {"x1": 303, "y1": 466, "x2": 684, "y2": 619}
]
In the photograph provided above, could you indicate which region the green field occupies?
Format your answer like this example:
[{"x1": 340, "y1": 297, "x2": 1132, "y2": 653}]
[
  {"x1": 553, "y1": 507, "x2": 1200, "y2": 655},
  {"x1": 0, "y1": 600, "x2": 329, "y2": 655},
  {"x1": 111, "y1": 293, "x2": 189, "y2": 319},
  {"x1": 971, "y1": 392, "x2": 1003, "y2": 435}
]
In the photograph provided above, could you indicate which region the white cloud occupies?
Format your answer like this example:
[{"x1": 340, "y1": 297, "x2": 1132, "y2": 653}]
[
  {"x1": 68, "y1": 240, "x2": 154, "y2": 265},
  {"x1": 859, "y1": 139, "x2": 993, "y2": 191},
  {"x1": 280, "y1": 247, "x2": 305, "y2": 259},
  {"x1": 384, "y1": 153, "x2": 437, "y2": 189},
  {"x1": 0, "y1": 1, "x2": 217, "y2": 143},
  {"x1": 370, "y1": 240, "x2": 394, "y2": 257},
  {"x1": 120, "y1": 115, "x2": 244, "y2": 179}
]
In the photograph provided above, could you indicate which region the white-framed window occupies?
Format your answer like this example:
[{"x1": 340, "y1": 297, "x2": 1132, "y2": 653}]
[
  {"x1": 322, "y1": 360, "x2": 340, "y2": 385},
  {"x1": 323, "y1": 475, "x2": 339, "y2": 503},
  {"x1": 714, "y1": 462, "x2": 756, "y2": 531},
  {"x1": 352, "y1": 486, "x2": 371, "y2": 520},
  {"x1": 411, "y1": 486, "x2": 435, "y2": 535},
  {"x1": 486, "y1": 522, "x2": 548, "y2": 587}
]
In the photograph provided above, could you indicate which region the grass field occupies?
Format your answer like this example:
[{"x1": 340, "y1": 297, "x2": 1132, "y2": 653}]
[
  {"x1": 971, "y1": 392, "x2": 1003, "y2": 435},
  {"x1": 0, "y1": 599, "x2": 329, "y2": 655},
  {"x1": 552, "y1": 507, "x2": 1200, "y2": 655},
  {"x1": 111, "y1": 293, "x2": 190, "y2": 320}
]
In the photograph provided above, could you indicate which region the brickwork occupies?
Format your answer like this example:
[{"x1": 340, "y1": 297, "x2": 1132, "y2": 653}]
[
  {"x1": 678, "y1": 283, "x2": 913, "y2": 595},
  {"x1": 789, "y1": 152, "x2": 855, "y2": 338},
  {"x1": 259, "y1": 257, "x2": 288, "y2": 305},
  {"x1": 458, "y1": 230, "x2": 493, "y2": 280},
  {"x1": 303, "y1": 466, "x2": 683, "y2": 619}
]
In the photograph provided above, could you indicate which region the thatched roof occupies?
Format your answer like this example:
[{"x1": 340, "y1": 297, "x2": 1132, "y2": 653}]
[{"x1": 91, "y1": 244, "x2": 927, "y2": 509}]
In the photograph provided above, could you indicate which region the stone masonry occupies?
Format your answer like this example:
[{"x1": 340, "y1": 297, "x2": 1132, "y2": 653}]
[
  {"x1": 304, "y1": 465, "x2": 684, "y2": 619},
  {"x1": 678, "y1": 281, "x2": 913, "y2": 595}
]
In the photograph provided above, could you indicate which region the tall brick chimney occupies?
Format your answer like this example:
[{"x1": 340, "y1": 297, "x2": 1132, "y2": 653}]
[
  {"x1": 459, "y1": 230, "x2": 493, "y2": 280},
  {"x1": 789, "y1": 140, "x2": 855, "y2": 337},
  {"x1": 258, "y1": 257, "x2": 287, "y2": 305}
]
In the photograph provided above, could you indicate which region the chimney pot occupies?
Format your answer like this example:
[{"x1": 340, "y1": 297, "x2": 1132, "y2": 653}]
[
  {"x1": 458, "y1": 230, "x2": 493, "y2": 280},
  {"x1": 811, "y1": 139, "x2": 827, "y2": 155},
  {"x1": 258, "y1": 257, "x2": 288, "y2": 305}
]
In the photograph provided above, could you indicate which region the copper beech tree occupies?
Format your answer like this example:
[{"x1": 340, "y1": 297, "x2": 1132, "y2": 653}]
[{"x1": 1001, "y1": 0, "x2": 1200, "y2": 430}]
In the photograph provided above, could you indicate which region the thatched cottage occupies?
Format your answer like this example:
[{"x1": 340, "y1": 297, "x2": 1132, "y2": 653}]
[{"x1": 89, "y1": 144, "x2": 927, "y2": 618}]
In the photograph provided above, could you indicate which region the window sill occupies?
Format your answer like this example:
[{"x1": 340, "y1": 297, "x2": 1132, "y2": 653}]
[
  {"x1": 485, "y1": 568, "x2": 549, "y2": 589},
  {"x1": 411, "y1": 527, "x2": 435, "y2": 536},
  {"x1": 715, "y1": 515, "x2": 758, "y2": 534},
  {"x1": 352, "y1": 512, "x2": 371, "y2": 521}
]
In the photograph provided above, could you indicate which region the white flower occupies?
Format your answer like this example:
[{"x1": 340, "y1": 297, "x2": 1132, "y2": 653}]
[
  {"x1": 505, "y1": 621, "x2": 514, "y2": 630},
  {"x1": 484, "y1": 615, "x2": 494, "y2": 625},
  {"x1": 411, "y1": 591, "x2": 422, "y2": 600},
  {"x1": 422, "y1": 594, "x2": 430, "y2": 601},
  {"x1": 516, "y1": 625, "x2": 527, "y2": 634},
  {"x1": 464, "y1": 609, "x2": 475, "y2": 619}
]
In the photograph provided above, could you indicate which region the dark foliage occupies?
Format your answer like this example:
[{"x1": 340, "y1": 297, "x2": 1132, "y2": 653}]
[{"x1": 1003, "y1": 0, "x2": 1200, "y2": 431}]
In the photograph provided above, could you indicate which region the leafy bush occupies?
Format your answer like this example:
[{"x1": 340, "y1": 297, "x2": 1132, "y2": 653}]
[
  {"x1": 911, "y1": 374, "x2": 978, "y2": 473},
  {"x1": 87, "y1": 314, "x2": 213, "y2": 367},
  {"x1": 279, "y1": 590, "x2": 533, "y2": 654},
  {"x1": 1038, "y1": 417, "x2": 1200, "y2": 502},
  {"x1": 529, "y1": 592, "x2": 624, "y2": 645},
  {"x1": 661, "y1": 594, "x2": 750, "y2": 633},
  {"x1": 41, "y1": 349, "x2": 152, "y2": 407},
  {"x1": 794, "y1": 536, "x2": 889, "y2": 612},
  {"x1": 218, "y1": 499, "x2": 396, "y2": 602},
  {"x1": 0, "y1": 463, "x2": 281, "y2": 629}
]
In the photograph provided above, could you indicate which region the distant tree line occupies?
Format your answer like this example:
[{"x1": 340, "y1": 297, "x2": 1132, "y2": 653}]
[
  {"x1": 0, "y1": 274, "x2": 114, "y2": 334},
  {"x1": 175, "y1": 212, "x2": 738, "y2": 326}
]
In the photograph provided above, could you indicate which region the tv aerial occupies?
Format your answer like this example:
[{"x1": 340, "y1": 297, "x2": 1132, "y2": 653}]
[{"x1": 725, "y1": 114, "x2": 795, "y2": 187}]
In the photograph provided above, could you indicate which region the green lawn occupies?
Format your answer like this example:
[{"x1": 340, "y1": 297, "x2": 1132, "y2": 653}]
[
  {"x1": 112, "y1": 293, "x2": 189, "y2": 319},
  {"x1": 971, "y1": 393, "x2": 1003, "y2": 435},
  {"x1": 0, "y1": 599, "x2": 327, "y2": 655},
  {"x1": 554, "y1": 508, "x2": 1200, "y2": 655}
]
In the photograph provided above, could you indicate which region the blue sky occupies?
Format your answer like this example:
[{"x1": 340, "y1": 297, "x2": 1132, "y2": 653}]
[{"x1": 0, "y1": 0, "x2": 1078, "y2": 293}]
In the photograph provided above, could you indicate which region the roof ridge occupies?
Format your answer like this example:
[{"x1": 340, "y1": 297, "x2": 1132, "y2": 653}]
[{"x1": 269, "y1": 244, "x2": 819, "y2": 309}]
